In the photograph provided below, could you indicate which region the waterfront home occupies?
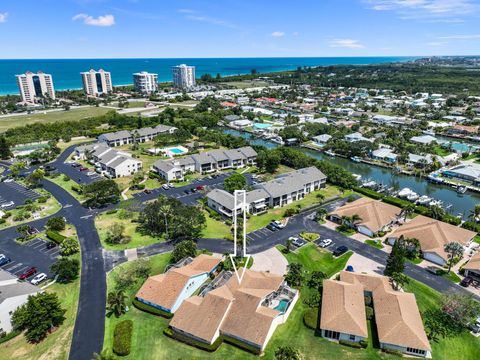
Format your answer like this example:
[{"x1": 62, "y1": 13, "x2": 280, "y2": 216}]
[
  {"x1": 312, "y1": 134, "x2": 332, "y2": 145},
  {"x1": 463, "y1": 252, "x2": 480, "y2": 281},
  {"x1": 98, "y1": 124, "x2": 177, "y2": 147},
  {"x1": 371, "y1": 148, "x2": 398, "y2": 163},
  {"x1": 206, "y1": 167, "x2": 326, "y2": 217},
  {"x1": 323, "y1": 271, "x2": 432, "y2": 358},
  {"x1": 410, "y1": 135, "x2": 438, "y2": 145},
  {"x1": 442, "y1": 163, "x2": 480, "y2": 186},
  {"x1": 169, "y1": 269, "x2": 299, "y2": 353},
  {"x1": 387, "y1": 216, "x2": 476, "y2": 266},
  {"x1": 344, "y1": 132, "x2": 372, "y2": 143},
  {"x1": 328, "y1": 197, "x2": 401, "y2": 237},
  {"x1": 135, "y1": 255, "x2": 221, "y2": 314},
  {"x1": 407, "y1": 153, "x2": 433, "y2": 167},
  {"x1": 448, "y1": 124, "x2": 479, "y2": 136},
  {"x1": 0, "y1": 270, "x2": 40, "y2": 332}
]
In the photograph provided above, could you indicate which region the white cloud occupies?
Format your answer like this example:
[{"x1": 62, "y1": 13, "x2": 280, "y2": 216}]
[
  {"x1": 72, "y1": 13, "x2": 115, "y2": 27},
  {"x1": 329, "y1": 39, "x2": 365, "y2": 49},
  {"x1": 271, "y1": 31, "x2": 285, "y2": 38},
  {"x1": 364, "y1": 0, "x2": 478, "y2": 21},
  {"x1": 437, "y1": 34, "x2": 480, "y2": 39},
  {"x1": 185, "y1": 15, "x2": 237, "y2": 29},
  {"x1": 0, "y1": 12, "x2": 7, "y2": 23}
]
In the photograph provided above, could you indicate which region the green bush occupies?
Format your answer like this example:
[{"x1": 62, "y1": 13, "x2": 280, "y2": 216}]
[
  {"x1": 132, "y1": 299, "x2": 173, "y2": 318},
  {"x1": 37, "y1": 196, "x2": 47, "y2": 203},
  {"x1": 365, "y1": 306, "x2": 374, "y2": 320},
  {"x1": 2, "y1": 212, "x2": 11, "y2": 219},
  {"x1": 106, "y1": 209, "x2": 118, "y2": 215},
  {"x1": 0, "y1": 329, "x2": 21, "y2": 344},
  {"x1": 303, "y1": 308, "x2": 319, "y2": 329},
  {"x1": 136, "y1": 183, "x2": 145, "y2": 190},
  {"x1": 339, "y1": 339, "x2": 363, "y2": 349},
  {"x1": 353, "y1": 186, "x2": 384, "y2": 200},
  {"x1": 113, "y1": 320, "x2": 133, "y2": 356},
  {"x1": 163, "y1": 327, "x2": 223, "y2": 352},
  {"x1": 0, "y1": 218, "x2": 5, "y2": 224},
  {"x1": 382, "y1": 348, "x2": 404, "y2": 357},
  {"x1": 46, "y1": 230, "x2": 67, "y2": 244},
  {"x1": 359, "y1": 340, "x2": 368, "y2": 349}
]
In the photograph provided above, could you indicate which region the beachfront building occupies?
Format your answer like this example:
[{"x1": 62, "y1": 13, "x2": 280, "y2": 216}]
[
  {"x1": 0, "y1": 270, "x2": 40, "y2": 333},
  {"x1": 321, "y1": 272, "x2": 431, "y2": 358},
  {"x1": 387, "y1": 215, "x2": 476, "y2": 266},
  {"x1": 206, "y1": 167, "x2": 326, "y2": 218},
  {"x1": 133, "y1": 71, "x2": 158, "y2": 94},
  {"x1": 172, "y1": 64, "x2": 196, "y2": 89},
  {"x1": 80, "y1": 69, "x2": 113, "y2": 96},
  {"x1": 328, "y1": 198, "x2": 401, "y2": 237},
  {"x1": 135, "y1": 255, "x2": 221, "y2": 314},
  {"x1": 16, "y1": 71, "x2": 55, "y2": 104},
  {"x1": 97, "y1": 125, "x2": 177, "y2": 147},
  {"x1": 169, "y1": 269, "x2": 299, "y2": 353}
]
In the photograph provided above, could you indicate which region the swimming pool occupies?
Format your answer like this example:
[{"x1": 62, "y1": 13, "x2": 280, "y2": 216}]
[
  {"x1": 274, "y1": 299, "x2": 289, "y2": 313},
  {"x1": 169, "y1": 147, "x2": 184, "y2": 154},
  {"x1": 253, "y1": 123, "x2": 272, "y2": 129}
]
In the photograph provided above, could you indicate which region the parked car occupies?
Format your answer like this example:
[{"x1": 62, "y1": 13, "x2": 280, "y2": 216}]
[
  {"x1": 144, "y1": 189, "x2": 152, "y2": 194},
  {"x1": 196, "y1": 185, "x2": 205, "y2": 191},
  {"x1": 31, "y1": 273, "x2": 47, "y2": 285},
  {"x1": 79, "y1": 167, "x2": 88, "y2": 172},
  {"x1": 167, "y1": 183, "x2": 175, "y2": 189},
  {"x1": 469, "y1": 317, "x2": 480, "y2": 334},
  {"x1": 183, "y1": 189, "x2": 190, "y2": 194},
  {"x1": 318, "y1": 238, "x2": 333, "y2": 248},
  {"x1": 19, "y1": 267, "x2": 38, "y2": 280},
  {"x1": 46, "y1": 241, "x2": 57, "y2": 249},
  {"x1": 0, "y1": 254, "x2": 11, "y2": 266},
  {"x1": 271, "y1": 220, "x2": 286, "y2": 229},
  {"x1": 333, "y1": 245, "x2": 348, "y2": 257},
  {"x1": 86, "y1": 171, "x2": 96, "y2": 176},
  {"x1": 266, "y1": 223, "x2": 278, "y2": 231},
  {"x1": 3, "y1": 178, "x2": 14, "y2": 183},
  {"x1": 162, "y1": 184, "x2": 170, "y2": 190},
  {"x1": 71, "y1": 163, "x2": 81, "y2": 167},
  {"x1": 288, "y1": 236, "x2": 305, "y2": 248},
  {"x1": 460, "y1": 276, "x2": 474, "y2": 287},
  {"x1": 191, "y1": 188, "x2": 197, "y2": 193}
]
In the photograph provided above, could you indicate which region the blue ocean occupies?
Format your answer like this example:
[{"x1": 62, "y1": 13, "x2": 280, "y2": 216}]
[{"x1": 0, "y1": 57, "x2": 416, "y2": 95}]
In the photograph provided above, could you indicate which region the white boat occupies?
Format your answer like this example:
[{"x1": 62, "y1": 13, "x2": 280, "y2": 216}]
[
  {"x1": 352, "y1": 174, "x2": 362, "y2": 181},
  {"x1": 397, "y1": 188, "x2": 413, "y2": 198},
  {"x1": 407, "y1": 193, "x2": 419, "y2": 202},
  {"x1": 416, "y1": 195, "x2": 432, "y2": 205},
  {"x1": 362, "y1": 180, "x2": 377, "y2": 189},
  {"x1": 325, "y1": 150, "x2": 336, "y2": 157},
  {"x1": 457, "y1": 186, "x2": 467, "y2": 194},
  {"x1": 429, "y1": 200, "x2": 443, "y2": 207},
  {"x1": 351, "y1": 156, "x2": 362, "y2": 163}
]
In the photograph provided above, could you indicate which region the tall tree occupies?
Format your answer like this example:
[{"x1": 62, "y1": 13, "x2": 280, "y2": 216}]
[
  {"x1": 50, "y1": 257, "x2": 80, "y2": 283},
  {"x1": 285, "y1": 263, "x2": 304, "y2": 287},
  {"x1": 384, "y1": 236, "x2": 405, "y2": 277},
  {"x1": 223, "y1": 173, "x2": 247, "y2": 193},
  {"x1": 443, "y1": 242, "x2": 464, "y2": 273},
  {"x1": 83, "y1": 179, "x2": 120, "y2": 207},
  {"x1": 106, "y1": 290, "x2": 128, "y2": 318},
  {"x1": 0, "y1": 136, "x2": 12, "y2": 159},
  {"x1": 171, "y1": 240, "x2": 197, "y2": 263}
]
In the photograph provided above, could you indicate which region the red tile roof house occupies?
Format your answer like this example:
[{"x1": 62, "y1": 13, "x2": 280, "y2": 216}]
[{"x1": 135, "y1": 254, "x2": 221, "y2": 314}]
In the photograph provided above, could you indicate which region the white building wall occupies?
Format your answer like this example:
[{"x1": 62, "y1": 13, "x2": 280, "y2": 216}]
[
  {"x1": 170, "y1": 273, "x2": 209, "y2": 313},
  {"x1": 0, "y1": 294, "x2": 34, "y2": 333}
]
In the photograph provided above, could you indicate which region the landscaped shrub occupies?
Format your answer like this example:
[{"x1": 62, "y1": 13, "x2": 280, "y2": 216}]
[
  {"x1": 0, "y1": 218, "x2": 5, "y2": 224},
  {"x1": 148, "y1": 171, "x2": 161, "y2": 179},
  {"x1": 63, "y1": 175, "x2": 70, "y2": 181},
  {"x1": 353, "y1": 186, "x2": 384, "y2": 200},
  {"x1": 113, "y1": 320, "x2": 133, "y2": 356},
  {"x1": 60, "y1": 237, "x2": 80, "y2": 256},
  {"x1": 300, "y1": 232, "x2": 320, "y2": 241},
  {"x1": 106, "y1": 209, "x2": 118, "y2": 215},
  {"x1": 359, "y1": 340, "x2": 368, "y2": 349},
  {"x1": 46, "y1": 230, "x2": 67, "y2": 244},
  {"x1": 136, "y1": 183, "x2": 145, "y2": 190},
  {"x1": 2, "y1": 212, "x2": 11, "y2": 219},
  {"x1": 132, "y1": 299, "x2": 173, "y2": 318},
  {"x1": 37, "y1": 196, "x2": 47, "y2": 203},
  {"x1": 382, "y1": 348, "x2": 404, "y2": 357},
  {"x1": 339, "y1": 339, "x2": 363, "y2": 349},
  {"x1": 163, "y1": 326, "x2": 222, "y2": 352},
  {"x1": 71, "y1": 185, "x2": 82, "y2": 194},
  {"x1": 303, "y1": 308, "x2": 319, "y2": 329},
  {"x1": 365, "y1": 306, "x2": 374, "y2": 320}
]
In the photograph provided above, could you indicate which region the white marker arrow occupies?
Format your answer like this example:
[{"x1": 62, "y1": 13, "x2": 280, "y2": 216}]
[{"x1": 230, "y1": 189, "x2": 251, "y2": 283}]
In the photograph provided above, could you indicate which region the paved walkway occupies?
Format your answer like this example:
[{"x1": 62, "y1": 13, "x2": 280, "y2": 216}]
[{"x1": 251, "y1": 247, "x2": 288, "y2": 275}]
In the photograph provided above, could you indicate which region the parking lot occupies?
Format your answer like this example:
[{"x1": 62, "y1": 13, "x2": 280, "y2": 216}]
[
  {"x1": 55, "y1": 163, "x2": 102, "y2": 185},
  {"x1": 0, "y1": 237, "x2": 59, "y2": 278},
  {"x1": 0, "y1": 181, "x2": 41, "y2": 209}
]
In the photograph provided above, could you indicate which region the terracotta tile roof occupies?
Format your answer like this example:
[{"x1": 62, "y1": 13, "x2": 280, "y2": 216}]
[
  {"x1": 388, "y1": 216, "x2": 475, "y2": 261},
  {"x1": 170, "y1": 269, "x2": 286, "y2": 348},
  {"x1": 339, "y1": 271, "x2": 431, "y2": 351},
  {"x1": 135, "y1": 254, "x2": 221, "y2": 310},
  {"x1": 330, "y1": 197, "x2": 401, "y2": 233},
  {"x1": 464, "y1": 252, "x2": 480, "y2": 271},
  {"x1": 320, "y1": 280, "x2": 368, "y2": 338}
]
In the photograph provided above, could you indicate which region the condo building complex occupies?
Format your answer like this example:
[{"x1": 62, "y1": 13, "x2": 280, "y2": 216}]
[
  {"x1": 16, "y1": 71, "x2": 56, "y2": 103},
  {"x1": 133, "y1": 71, "x2": 158, "y2": 94},
  {"x1": 172, "y1": 64, "x2": 196, "y2": 89},
  {"x1": 80, "y1": 69, "x2": 113, "y2": 96}
]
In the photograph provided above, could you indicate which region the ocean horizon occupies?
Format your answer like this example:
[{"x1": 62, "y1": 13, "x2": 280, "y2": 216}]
[{"x1": 0, "y1": 56, "x2": 417, "y2": 95}]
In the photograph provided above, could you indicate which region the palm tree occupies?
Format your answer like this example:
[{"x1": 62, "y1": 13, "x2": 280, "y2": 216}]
[
  {"x1": 469, "y1": 205, "x2": 480, "y2": 223},
  {"x1": 350, "y1": 214, "x2": 362, "y2": 225},
  {"x1": 285, "y1": 238, "x2": 293, "y2": 254},
  {"x1": 159, "y1": 204, "x2": 172, "y2": 241},
  {"x1": 106, "y1": 290, "x2": 127, "y2": 318},
  {"x1": 400, "y1": 203, "x2": 416, "y2": 221},
  {"x1": 444, "y1": 242, "x2": 464, "y2": 273},
  {"x1": 430, "y1": 205, "x2": 445, "y2": 220}
]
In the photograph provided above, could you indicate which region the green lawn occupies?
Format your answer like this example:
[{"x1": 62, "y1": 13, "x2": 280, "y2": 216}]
[
  {"x1": 365, "y1": 239, "x2": 384, "y2": 249},
  {"x1": 473, "y1": 235, "x2": 480, "y2": 245},
  {"x1": 201, "y1": 212, "x2": 231, "y2": 238},
  {"x1": 0, "y1": 253, "x2": 81, "y2": 360},
  {"x1": 0, "y1": 106, "x2": 111, "y2": 132},
  {"x1": 46, "y1": 176, "x2": 85, "y2": 202},
  {"x1": 437, "y1": 269, "x2": 461, "y2": 283},
  {"x1": 403, "y1": 278, "x2": 480, "y2": 360},
  {"x1": 95, "y1": 211, "x2": 163, "y2": 250}
]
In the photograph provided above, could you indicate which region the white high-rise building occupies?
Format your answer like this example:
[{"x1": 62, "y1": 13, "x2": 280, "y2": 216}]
[
  {"x1": 172, "y1": 64, "x2": 196, "y2": 89},
  {"x1": 81, "y1": 69, "x2": 113, "y2": 96},
  {"x1": 133, "y1": 71, "x2": 158, "y2": 94},
  {"x1": 16, "y1": 71, "x2": 55, "y2": 103}
]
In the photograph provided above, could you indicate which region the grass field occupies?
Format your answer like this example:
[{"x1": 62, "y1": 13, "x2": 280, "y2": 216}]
[
  {"x1": 0, "y1": 253, "x2": 81, "y2": 360},
  {"x1": 95, "y1": 211, "x2": 163, "y2": 250},
  {"x1": 0, "y1": 106, "x2": 111, "y2": 132},
  {"x1": 46, "y1": 176, "x2": 85, "y2": 202},
  {"x1": 365, "y1": 239, "x2": 384, "y2": 249},
  {"x1": 56, "y1": 137, "x2": 94, "y2": 153}
]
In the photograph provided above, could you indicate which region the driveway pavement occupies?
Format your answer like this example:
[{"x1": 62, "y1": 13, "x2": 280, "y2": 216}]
[
  {"x1": 346, "y1": 253, "x2": 385, "y2": 276},
  {"x1": 251, "y1": 247, "x2": 288, "y2": 275}
]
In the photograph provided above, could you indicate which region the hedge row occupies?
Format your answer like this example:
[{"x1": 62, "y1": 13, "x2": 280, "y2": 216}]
[
  {"x1": 132, "y1": 298, "x2": 174, "y2": 319},
  {"x1": 303, "y1": 308, "x2": 319, "y2": 329},
  {"x1": 46, "y1": 230, "x2": 66, "y2": 244},
  {"x1": 0, "y1": 330, "x2": 20, "y2": 344},
  {"x1": 163, "y1": 327, "x2": 222, "y2": 352},
  {"x1": 339, "y1": 339, "x2": 367, "y2": 349},
  {"x1": 382, "y1": 348, "x2": 404, "y2": 357},
  {"x1": 113, "y1": 320, "x2": 133, "y2": 356}
]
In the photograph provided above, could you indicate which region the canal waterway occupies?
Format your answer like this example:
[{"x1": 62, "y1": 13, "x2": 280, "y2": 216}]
[{"x1": 223, "y1": 128, "x2": 480, "y2": 219}]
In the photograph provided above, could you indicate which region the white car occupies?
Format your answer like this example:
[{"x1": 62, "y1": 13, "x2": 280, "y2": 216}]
[
  {"x1": 3, "y1": 178, "x2": 14, "y2": 183},
  {"x1": 86, "y1": 171, "x2": 96, "y2": 176},
  {"x1": 272, "y1": 220, "x2": 286, "y2": 229},
  {"x1": 1, "y1": 201, "x2": 15, "y2": 209},
  {"x1": 319, "y1": 238, "x2": 333, "y2": 248},
  {"x1": 31, "y1": 273, "x2": 47, "y2": 285},
  {"x1": 162, "y1": 184, "x2": 170, "y2": 190}
]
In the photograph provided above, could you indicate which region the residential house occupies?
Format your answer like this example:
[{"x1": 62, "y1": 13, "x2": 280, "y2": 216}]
[
  {"x1": 151, "y1": 157, "x2": 195, "y2": 182},
  {"x1": 135, "y1": 255, "x2": 222, "y2": 314},
  {"x1": 442, "y1": 163, "x2": 480, "y2": 186},
  {"x1": 345, "y1": 132, "x2": 372, "y2": 143},
  {"x1": 312, "y1": 134, "x2": 332, "y2": 145},
  {"x1": 98, "y1": 125, "x2": 177, "y2": 147},
  {"x1": 463, "y1": 252, "x2": 480, "y2": 281},
  {"x1": 408, "y1": 154, "x2": 433, "y2": 167},
  {"x1": 410, "y1": 135, "x2": 438, "y2": 145},
  {"x1": 328, "y1": 198, "x2": 401, "y2": 237},
  {"x1": 387, "y1": 215, "x2": 476, "y2": 266},
  {"x1": 88, "y1": 144, "x2": 142, "y2": 178},
  {"x1": 0, "y1": 270, "x2": 40, "y2": 333},
  {"x1": 371, "y1": 148, "x2": 398, "y2": 163},
  {"x1": 448, "y1": 124, "x2": 479, "y2": 136},
  {"x1": 169, "y1": 269, "x2": 299, "y2": 353}
]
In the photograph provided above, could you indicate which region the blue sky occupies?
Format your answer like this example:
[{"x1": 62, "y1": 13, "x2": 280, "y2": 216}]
[{"x1": 1, "y1": 0, "x2": 480, "y2": 58}]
